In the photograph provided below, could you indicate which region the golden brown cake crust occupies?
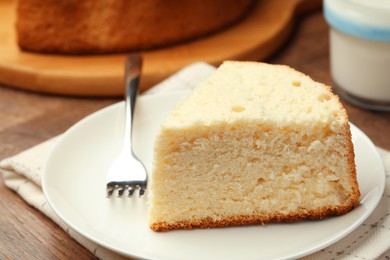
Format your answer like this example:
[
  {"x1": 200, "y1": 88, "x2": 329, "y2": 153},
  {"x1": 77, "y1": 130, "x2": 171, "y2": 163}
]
[
  {"x1": 341, "y1": 110, "x2": 361, "y2": 207},
  {"x1": 150, "y1": 203, "x2": 358, "y2": 232},
  {"x1": 324, "y1": 83, "x2": 361, "y2": 210},
  {"x1": 16, "y1": 0, "x2": 253, "y2": 54}
]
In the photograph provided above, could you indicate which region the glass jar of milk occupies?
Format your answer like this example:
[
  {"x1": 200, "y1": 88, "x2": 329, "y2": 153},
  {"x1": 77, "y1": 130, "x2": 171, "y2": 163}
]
[{"x1": 324, "y1": 0, "x2": 390, "y2": 111}]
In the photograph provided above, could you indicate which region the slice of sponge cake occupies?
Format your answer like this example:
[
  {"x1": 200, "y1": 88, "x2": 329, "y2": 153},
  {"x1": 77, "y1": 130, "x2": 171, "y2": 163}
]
[{"x1": 148, "y1": 61, "x2": 360, "y2": 232}]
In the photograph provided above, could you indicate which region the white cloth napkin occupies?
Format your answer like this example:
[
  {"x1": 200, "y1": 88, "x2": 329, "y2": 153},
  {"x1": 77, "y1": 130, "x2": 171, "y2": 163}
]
[{"x1": 1, "y1": 62, "x2": 389, "y2": 260}]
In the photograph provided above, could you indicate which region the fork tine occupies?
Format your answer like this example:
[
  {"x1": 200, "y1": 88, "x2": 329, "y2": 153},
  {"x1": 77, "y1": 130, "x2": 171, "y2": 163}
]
[
  {"x1": 128, "y1": 186, "x2": 135, "y2": 197},
  {"x1": 139, "y1": 187, "x2": 145, "y2": 197},
  {"x1": 106, "y1": 186, "x2": 114, "y2": 197},
  {"x1": 117, "y1": 186, "x2": 125, "y2": 197}
]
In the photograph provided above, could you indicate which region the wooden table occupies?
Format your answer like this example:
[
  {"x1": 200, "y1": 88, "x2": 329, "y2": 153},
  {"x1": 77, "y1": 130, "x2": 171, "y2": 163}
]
[{"x1": 1, "y1": 10, "x2": 389, "y2": 260}]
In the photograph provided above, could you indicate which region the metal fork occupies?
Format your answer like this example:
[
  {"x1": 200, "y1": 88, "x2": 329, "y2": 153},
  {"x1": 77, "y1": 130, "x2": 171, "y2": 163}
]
[{"x1": 106, "y1": 53, "x2": 147, "y2": 197}]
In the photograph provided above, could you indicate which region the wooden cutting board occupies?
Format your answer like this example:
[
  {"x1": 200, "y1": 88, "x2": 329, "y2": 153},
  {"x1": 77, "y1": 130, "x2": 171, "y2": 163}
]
[{"x1": 0, "y1": 0, "x2": 321, "y2": 97}]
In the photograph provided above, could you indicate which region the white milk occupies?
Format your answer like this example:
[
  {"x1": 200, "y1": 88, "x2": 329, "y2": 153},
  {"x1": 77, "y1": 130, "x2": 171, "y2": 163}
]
[{"x1": 324, "y1": 0, "x2": 390, "y2": 110}]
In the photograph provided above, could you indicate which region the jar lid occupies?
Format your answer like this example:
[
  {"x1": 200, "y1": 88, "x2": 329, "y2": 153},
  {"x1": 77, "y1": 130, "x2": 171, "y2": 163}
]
[{"x1": 324, "y1": 0, "x2": 390, "y2": 42}]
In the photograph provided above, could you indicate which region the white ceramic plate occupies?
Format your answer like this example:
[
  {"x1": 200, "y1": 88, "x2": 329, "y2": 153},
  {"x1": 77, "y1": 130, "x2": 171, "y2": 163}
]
[{"x1": 43, "y1": 91, "x2": 385, "y2": 260}]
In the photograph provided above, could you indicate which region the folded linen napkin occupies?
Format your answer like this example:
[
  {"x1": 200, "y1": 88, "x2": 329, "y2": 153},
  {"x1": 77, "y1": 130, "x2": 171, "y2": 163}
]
[{"x1": 1, "y1": 62, "x2": 389, "y2": 260}]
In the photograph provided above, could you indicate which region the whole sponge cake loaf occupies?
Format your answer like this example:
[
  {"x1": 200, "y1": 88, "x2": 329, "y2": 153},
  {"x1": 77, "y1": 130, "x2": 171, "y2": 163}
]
[
  {"x1": 16, "y1": 0, "x2": 252, "y2": 54},
  {"x1": 148, "y1": 61, "x2": 360, "y2": 232}
]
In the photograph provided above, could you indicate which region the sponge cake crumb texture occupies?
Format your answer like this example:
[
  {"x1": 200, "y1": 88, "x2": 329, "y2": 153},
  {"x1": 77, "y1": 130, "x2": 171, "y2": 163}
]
[{"x1": 148, "y1": 61, "x2": 360, "y2": 232}]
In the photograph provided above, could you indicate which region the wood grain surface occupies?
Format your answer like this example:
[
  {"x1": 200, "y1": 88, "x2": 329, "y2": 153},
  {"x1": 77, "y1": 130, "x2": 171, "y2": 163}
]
[{"x1": 0, "y1": 10, "x2": 389, "y2": 260}]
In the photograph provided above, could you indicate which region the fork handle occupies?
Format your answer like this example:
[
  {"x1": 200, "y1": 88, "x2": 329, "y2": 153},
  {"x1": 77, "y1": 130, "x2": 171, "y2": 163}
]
[{"x1": 124, "y1": 53, "x2": 143, "y2": 155}]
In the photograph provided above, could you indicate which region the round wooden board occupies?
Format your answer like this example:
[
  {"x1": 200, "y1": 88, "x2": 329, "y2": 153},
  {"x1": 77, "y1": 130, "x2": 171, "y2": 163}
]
[{"x1": 0, "y1": 0, "x2": 321, "y2": 97}]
